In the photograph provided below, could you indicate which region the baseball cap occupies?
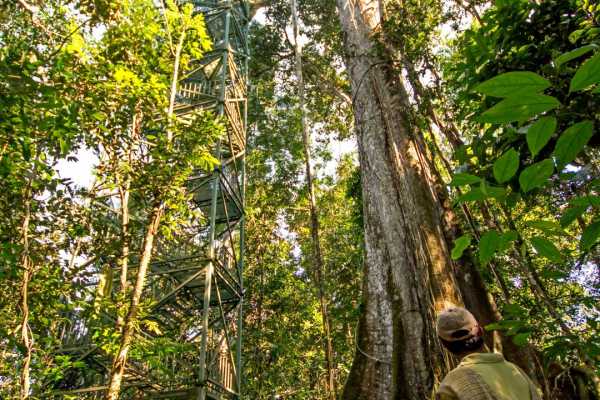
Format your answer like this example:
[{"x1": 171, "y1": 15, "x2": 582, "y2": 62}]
[{"x1": 436, "y1": 307, "x2": 479, "y2": 342}]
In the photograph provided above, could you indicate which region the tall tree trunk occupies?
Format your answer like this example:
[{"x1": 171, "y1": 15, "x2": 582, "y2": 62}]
[
  {"x1": 105, "y1": 204, "x2": 164, "y2": 400},
  {"x1": 290, "y1": 0, "x2": 337, "y2": 398},
  {"x1": 336, "y1": 1, "x2": 462, "y2": 398},
  {"x1": 19, "y1": 179, "x2": 33, "y2": 400}
]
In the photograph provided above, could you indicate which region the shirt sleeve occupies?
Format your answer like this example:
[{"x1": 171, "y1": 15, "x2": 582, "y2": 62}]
[
  {"x1": 436, "y1": 382, "x2": 460, "y2": 400},
  {"x1": 530, "y1": 382, "x2": 543, "y2": 400},
  {"x1": 514, "y1": 365, "x2": 542, "y2": 400}
]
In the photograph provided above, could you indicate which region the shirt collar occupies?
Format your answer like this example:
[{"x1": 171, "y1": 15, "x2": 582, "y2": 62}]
[{"x1": 459, "y1": 352, "x2": 505, "y2": 366}]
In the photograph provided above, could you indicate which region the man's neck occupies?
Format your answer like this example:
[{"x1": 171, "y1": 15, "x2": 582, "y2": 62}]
[{"x1": 457, "y1": 348, "x2": 487, "y2": 360}]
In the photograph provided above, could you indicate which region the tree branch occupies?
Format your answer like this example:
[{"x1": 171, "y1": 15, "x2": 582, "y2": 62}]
[{"x1": 16, "y1": 0, "x2": 54, "y2": 38}]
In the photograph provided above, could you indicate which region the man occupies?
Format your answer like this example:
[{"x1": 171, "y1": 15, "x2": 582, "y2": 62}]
[{"x1": 436, "y1": 307, "x2": 540, "y2": 400}]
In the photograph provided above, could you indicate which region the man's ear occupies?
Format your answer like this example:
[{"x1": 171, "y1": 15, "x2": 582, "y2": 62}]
[{"x1": 478, "y1": 325, "x2": 484, "y2": 336}]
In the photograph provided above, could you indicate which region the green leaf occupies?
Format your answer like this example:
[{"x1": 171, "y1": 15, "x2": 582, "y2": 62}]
[
  {"x1": 526, "y1": 117, "x2": 556, "y2": 157},
  {"x1": 570, "y1": 52, "x2": 600, "y2": 92},
  {"x1": 498, "y1": 231, "x2": 518, "y2": 252},
  {"x1": 455, "y1": 184, "x2": 506, "y2": 204},
  {"x1": 569, "y1": 29, "x2": 586, "y2": 44},
  {"x1": 525, "y1": 220, "x2": 565, "y2": 237},
  {"x1": 449, "y1": 173, "x2": 481, "y2": 186},
  {"x1": 554, "y1": 45, "x2": 598, "y2": 68},
  {"x1": 504, "y1": 303, "x2": 527, "y2": 316},
  {"x1": 59, "y1": 138, "x2": 69, "y2": 155},
  {"x1": 474, "y1": 71, "x2": 551, "y2": 97},
  {"x1": 519, "y1": 159, "x2": 554, "y2": 192},
  {"x1": 553, "y1": 121, "x2": 594, "y2": 168},
  {"x1": 21, "y1": 140, "x2": 31, "y2": 161},
  {"x1": 485, "y1": 322, "x2": 503, "y2": 331},
  {"x1": 493, "y1": 148, "x2": 519, "y2": 183},
  {"x1": 512, "y1": 332, "x2": 531, "y2": 347},
  {"x1": 570, "y1": 195, "x2": 600, "y2": 208},
  {"x1": 456, "y1": 188, "x2": 485, "y2": 203},
  {"x1": 560, "y1": 205, "x2": 587, "y2": 227},
  {"x1": 581, "y1": 221, "x2": 600, "y2": 251},
  {"x1": 530, "y1": 236, "x2": 564, "y2": 263},
  {"x1": 479, "y1": 181, "x2": 507, "y2": 199},
  {"x1": 92, "y1": 112, "x2": 105, "y2": 121},
  {"x1": 541, "y1": 268, "x2": 568, "y2": 280},
  {"x1": 479, "y1": 230, "x2": 499, "y2": 265},
  {"x1": 451, "y1": 235, "x2": 472, "y2": 260},
  {"x1": 478, "y1": 95, "x2": 560, "y2": 124}
]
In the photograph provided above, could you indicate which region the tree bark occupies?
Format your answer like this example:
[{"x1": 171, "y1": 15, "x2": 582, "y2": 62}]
[
  {"x1": 19, "y1": 179, "x2": 34, "y2": 400},
  {"x1": 290, "y1": 0, "x2": 337, "y2": 397},
  {"x1": 336, "y1": 1, "x2": 462, "y2": 398}
]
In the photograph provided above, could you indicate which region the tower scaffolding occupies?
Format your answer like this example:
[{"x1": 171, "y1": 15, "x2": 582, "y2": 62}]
[{"x1": 52, "y1": 1, "x2": 249, "y2": 398}]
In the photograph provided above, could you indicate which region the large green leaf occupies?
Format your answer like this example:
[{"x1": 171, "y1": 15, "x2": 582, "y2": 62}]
[
  {"x1": 569, "y1": 29, "x2": 586, "y2": 44},
  {"x1": 479, "y1": 230, "x2": 499, "y2": 265},
  {"x1": 456, "y1": 185, "x2": 505, "y2": 203},
  {"x1": 526, "y1": 117, "x2": 556, "y2": 157},
  {"x1": 478, "y1": 94, "x2": 560, "y2": 124},
  {"x1": 570, "y1": 195, "x2": 600, "y2": 208},
  {"x1": 554, "y1": 45, "x2": 597, "y2": 68},
  {"x1": 581, "y1": 221, "x2": 600, "y2": 251},
  {"x1": 553, "y1": 121, "x2": 594, "y2": 168},
  {"x1": 474, "y1": 71, "x2": 551, "y2": 97},
  {"x1": 519, "y1": 159, "x2": 554, "y2": 192},
  {"x1": 449, "y1": 173, "x2": 480, "y2": 187},
  {"x1": 530, "y1": 236, "x2": 563, "y2": 263},
  {"x1": 512, "y1": 332, "x2": 531, "y2": 347},
  {"x1": 493, "y1": 149, "x2": 519, "y2": 183},
  {"x1": 456, "y1": 188, "x2": 486, "y2": 203},
  {"x1": 451, "y1": 235, "x2": 472, "y2": 260},
  {"x1": 560, "y1": 205, "x2": 587, "y2": 228},
  {"x1": 525, "y1": 220, "x2": 565, "y2": 237},
  {"x1": 479, "y1": 182, "x2": 507, "y2": 199},
  {"x1": 570, "y1": 52, "x2": 600, "y2": 92},
  {"x1": 498, "y1": 231, "x2": 518, "y2": 252}
]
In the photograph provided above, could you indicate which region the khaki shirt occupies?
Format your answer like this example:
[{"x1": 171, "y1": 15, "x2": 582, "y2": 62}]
[{"x1": 436, "y1": 353, "x2": 540, "y2": 400}]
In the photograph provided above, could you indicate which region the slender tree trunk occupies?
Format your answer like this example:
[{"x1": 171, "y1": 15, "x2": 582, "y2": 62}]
[
  {"x1": 106, "y1": 27, "x2": 182, "y2": 396},
  {"x1": 18, "y1": 180, "x2": 33, "y2": 400},
  {"x1": 105, "y1": 204, "x2": 164, "y2": 400},
  {"x1": 290, "y1": 1, "x2": 337, "y2": 398},
  {"x1": 336, "y1": 1, "x2": 463, "y2": 398},
  {"x1": 256, "y1": 243, "x2": 265, "y2": 397},
  {"x1": 116, "y1": 109, "x2": 140, "y2": 331},
  {"x1": 167, "y1": 32, "x2": 185, "y2": 142},
  {"x1": 19, "y1": 268, "x2": 33, "y2": 400},
  {"x1": 115, "y1": 182, "x2": 130, "y2": 331},
  {"x1": 115, "y1": 172, "x2": 131, "y2": 331}
]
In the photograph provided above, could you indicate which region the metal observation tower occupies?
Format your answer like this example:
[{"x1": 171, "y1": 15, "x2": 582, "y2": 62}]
[{"x1": 54, "y1": 1, "x2": 248, "y2": 398}]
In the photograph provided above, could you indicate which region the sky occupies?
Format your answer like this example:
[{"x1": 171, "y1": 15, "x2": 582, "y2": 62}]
[{"x1": 55, "y1": 147, "x2": 98, "y2": 189}]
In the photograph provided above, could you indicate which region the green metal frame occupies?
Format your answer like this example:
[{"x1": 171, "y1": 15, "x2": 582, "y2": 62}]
[{"x1": 51, "y1": 1, "x2": 249, "y2": 398}]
